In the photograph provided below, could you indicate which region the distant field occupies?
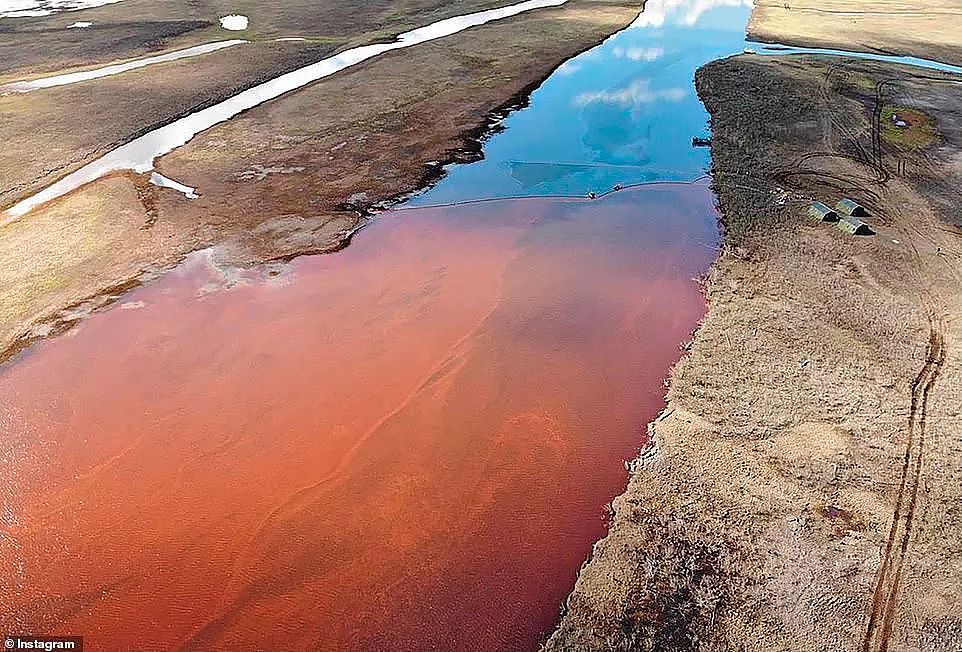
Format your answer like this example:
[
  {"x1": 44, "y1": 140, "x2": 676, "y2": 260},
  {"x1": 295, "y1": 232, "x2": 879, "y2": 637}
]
[
  {"x1": 0, "y1": 0, "x2": 510, "y2": 77},
  {"x1": 750, "y1": 0, "x2": 962, "y2": 65}
]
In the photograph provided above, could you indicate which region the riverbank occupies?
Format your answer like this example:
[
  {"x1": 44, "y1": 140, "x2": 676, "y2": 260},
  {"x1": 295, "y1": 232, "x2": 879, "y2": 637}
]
[
  {"x1": 0, "y1": 0, "x2": 642, "y2": 363},
  {"x1": 749, "y1": 0, "x2": 962, "y2": 65},
  {"x1": 547, "y1": 39, "x2": 962, "y2": 652}
]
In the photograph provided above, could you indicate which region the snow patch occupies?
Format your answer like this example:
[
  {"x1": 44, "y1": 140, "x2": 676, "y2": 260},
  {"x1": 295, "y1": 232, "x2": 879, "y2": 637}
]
[
  {"x1": 4, "y1": 0, "x2": 569, "y2": 220},
  {"x1": 149, "y1": 172, "x2": 199, "y2": 199},
  {"x1": 0, "y1": 40, "x2": 246, "y2": 93},
  {"x1": 0, "y1": 0, "x2": 124, "y2": 18},
  {"x1": 219, "y1": 14, "x2": 248, "y2": 30}
]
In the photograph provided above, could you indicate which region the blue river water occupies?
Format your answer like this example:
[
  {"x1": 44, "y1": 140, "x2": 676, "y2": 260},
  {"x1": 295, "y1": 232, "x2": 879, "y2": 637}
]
[
  {"x1": 407, "y1": 0, "x2": 754, "y2": 205},
  {"x1": 407, "y1": 0, "x2": 962, "y2": 207}
]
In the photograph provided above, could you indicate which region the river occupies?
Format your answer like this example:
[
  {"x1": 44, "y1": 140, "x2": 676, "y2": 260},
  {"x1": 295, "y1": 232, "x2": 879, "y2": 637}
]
[
  {"x1": 3, "y1": 0, "x2": 950, "y2": 650},
  {"x1": 10, "y1": 3, "x2": 734, "y2": 650}
]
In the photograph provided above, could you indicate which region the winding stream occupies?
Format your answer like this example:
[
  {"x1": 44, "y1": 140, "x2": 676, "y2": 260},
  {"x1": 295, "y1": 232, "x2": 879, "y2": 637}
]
[
  {"x1": 405, "y1": 0, "x2": 962, "y2": 206},
  {"x1": 6, "y1": 0, "x2": 961, "y2": 220},
  {"x1": 2, "y1": 1, "x2": 962, "y2": 651}
]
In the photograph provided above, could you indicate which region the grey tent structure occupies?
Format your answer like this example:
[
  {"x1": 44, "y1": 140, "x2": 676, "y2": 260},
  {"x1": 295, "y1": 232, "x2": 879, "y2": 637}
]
[
  {"x1": 808, "y1": 201, "x2": 839, "y2": 222},
  {"x1": 836, "y1": 198, "x2": 870, "y2": 217},
  {"x1": 836, "y1": 215, "x2": 875, "y2": 235}
]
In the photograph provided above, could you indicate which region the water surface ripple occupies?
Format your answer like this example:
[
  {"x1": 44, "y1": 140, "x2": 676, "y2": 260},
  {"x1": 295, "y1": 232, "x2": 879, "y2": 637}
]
[
  {"x1": 9, "y1": 0, "x2": 958, "y2": 649},
  {"x1": 0, "y1": 184, "x2": 720, "y2": 650}
]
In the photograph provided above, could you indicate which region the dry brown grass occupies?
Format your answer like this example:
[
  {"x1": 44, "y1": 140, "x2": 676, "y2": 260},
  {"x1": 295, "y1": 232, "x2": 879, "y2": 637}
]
[
  {"x1": 548, "y1": 54, "x2": 962, "y2": 652},
  {"x1": 749, "y1": 0, "x2": 962, "y2": 65}
]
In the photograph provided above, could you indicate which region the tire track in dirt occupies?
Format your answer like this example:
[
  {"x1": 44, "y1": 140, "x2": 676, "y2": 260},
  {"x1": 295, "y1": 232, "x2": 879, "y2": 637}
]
[
  {"x1": 862, "y1": 77, "x2": 945, "y2": 647},
  {"x1": 863, "y1": 69, "x2": 953, "y2": 645},
  {"x1": 862, "y1": 320, "x2": 944, "y2": 652},
  {"x1": 768, "y1": 63, "x2": 954, "y2": 651},
  {"x1": 773, "y1": 65, "x2": 887, "y2": 202},
  {"x1": 775, "y1": 66, "x2": 961, "y2": 209}
]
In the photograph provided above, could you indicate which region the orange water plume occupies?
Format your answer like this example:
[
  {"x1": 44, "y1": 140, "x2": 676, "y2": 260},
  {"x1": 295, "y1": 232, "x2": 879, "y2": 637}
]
[{"x1": 0, "y1": 182, "x2": 719, "y2": 651}]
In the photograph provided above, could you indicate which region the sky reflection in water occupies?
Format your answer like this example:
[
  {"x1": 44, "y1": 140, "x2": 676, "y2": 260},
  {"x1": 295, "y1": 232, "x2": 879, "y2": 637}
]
[{"x1": 409, "y1": 0, "x2": 753, "y2": 205}]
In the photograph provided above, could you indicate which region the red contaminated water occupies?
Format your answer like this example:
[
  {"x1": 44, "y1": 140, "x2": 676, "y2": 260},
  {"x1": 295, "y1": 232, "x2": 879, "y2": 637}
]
[{"x1": 0, "y1": 182, "x2": 719, "y2": 651}]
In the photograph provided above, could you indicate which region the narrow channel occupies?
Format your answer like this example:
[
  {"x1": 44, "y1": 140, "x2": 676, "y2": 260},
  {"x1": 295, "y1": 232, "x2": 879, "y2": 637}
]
[{"x1": 0, "y1": 40, "x2": 248, "y2": 93}]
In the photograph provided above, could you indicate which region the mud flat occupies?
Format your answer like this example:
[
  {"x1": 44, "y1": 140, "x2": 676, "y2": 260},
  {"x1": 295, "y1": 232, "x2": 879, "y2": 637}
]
[{"x1": 547, "y1": 31, "x2": 962, "y2": 652}]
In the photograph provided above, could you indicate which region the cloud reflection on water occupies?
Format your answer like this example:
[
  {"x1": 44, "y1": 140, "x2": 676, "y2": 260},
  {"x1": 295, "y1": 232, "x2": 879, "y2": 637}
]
[
  {"x1": 408, "y1": 0, "x2": 754, "y2": 205},
  {"x1": 630, "y1": 0, "x2": 753, "y2": 28},
  {"x1": 574, "y1": 79, "x2": 687, "y2": 107},
  {"x1": 612, "y1": 46, "x2": 665, "y2": 61}
]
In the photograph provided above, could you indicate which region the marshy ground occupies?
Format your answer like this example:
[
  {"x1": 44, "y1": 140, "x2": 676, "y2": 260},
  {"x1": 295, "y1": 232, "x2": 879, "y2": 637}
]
[{"x1": 0, "y1": 0, "x2": 642, "y2": 363}]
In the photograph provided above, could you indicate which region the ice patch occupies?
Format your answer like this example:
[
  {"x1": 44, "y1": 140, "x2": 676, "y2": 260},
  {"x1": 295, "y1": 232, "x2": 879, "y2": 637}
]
[
  {"x1": 66, "y1": 20, "x2": 91, "y2": 27},
  {"x1": 0, "y1": 40, "x2": 246, "y2": 93}
]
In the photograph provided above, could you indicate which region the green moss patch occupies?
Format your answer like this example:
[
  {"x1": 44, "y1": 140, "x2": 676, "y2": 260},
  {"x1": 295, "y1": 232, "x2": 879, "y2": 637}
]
[{"x1": 880, "y1": 105, "x2": 938, "y2": 149}]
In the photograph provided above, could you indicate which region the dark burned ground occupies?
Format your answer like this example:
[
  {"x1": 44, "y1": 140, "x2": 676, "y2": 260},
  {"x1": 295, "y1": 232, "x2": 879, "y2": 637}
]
[
  {"x1": 546, "y1": 55, "x2": 962, "y2": 652},
  {"x1": 700, "y1": 55, "x2": 962, "y2": 239}
]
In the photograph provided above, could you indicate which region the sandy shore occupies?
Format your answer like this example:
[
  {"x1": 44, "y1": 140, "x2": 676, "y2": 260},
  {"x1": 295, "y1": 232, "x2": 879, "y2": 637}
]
[
  {"x1": 0, "y1": 0, "x2": 643, "y2": 364},
  {"x1": 547, "y1": 10, "x2": 962, "y2": 652}
]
